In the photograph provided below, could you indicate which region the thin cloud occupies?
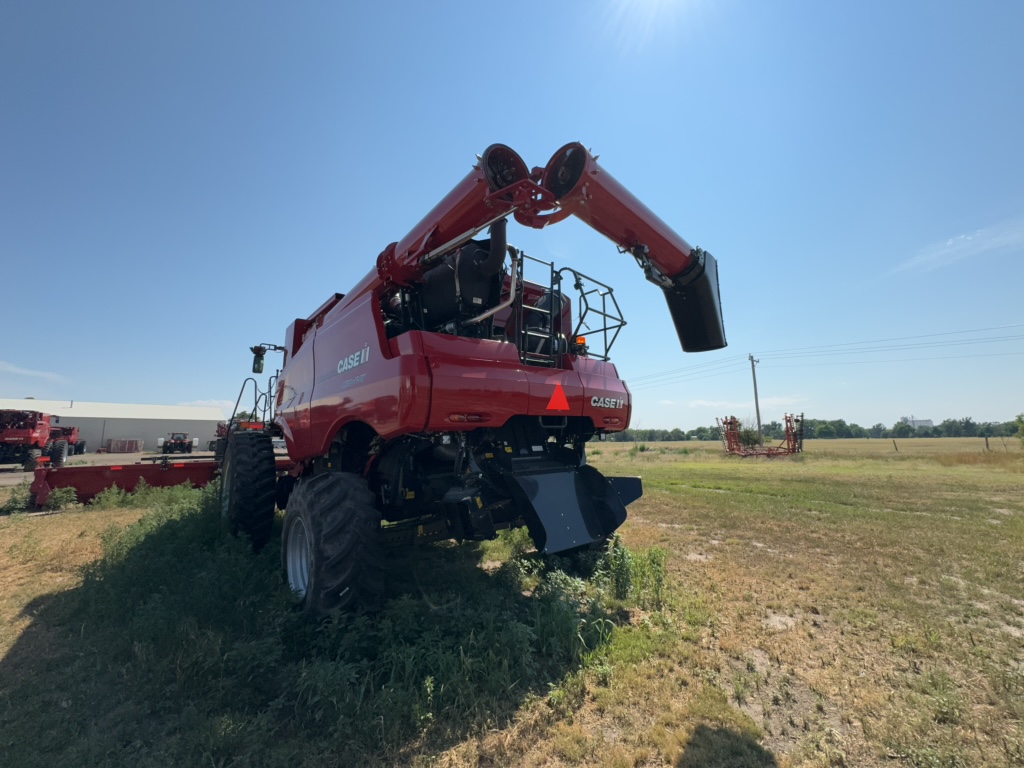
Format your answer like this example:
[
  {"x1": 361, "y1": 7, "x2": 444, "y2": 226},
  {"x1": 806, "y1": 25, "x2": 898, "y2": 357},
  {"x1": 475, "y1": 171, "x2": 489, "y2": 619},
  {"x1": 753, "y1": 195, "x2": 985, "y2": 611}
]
[
  {"x1": 659, "y1": 399, "x2": 676, "y2": 405},
  {"x1": 0, "y1": 361, "x2": 64, "y2": 382},
  {"x1": 893, "y1": 216, "x2": 1024, "y2": 274}
]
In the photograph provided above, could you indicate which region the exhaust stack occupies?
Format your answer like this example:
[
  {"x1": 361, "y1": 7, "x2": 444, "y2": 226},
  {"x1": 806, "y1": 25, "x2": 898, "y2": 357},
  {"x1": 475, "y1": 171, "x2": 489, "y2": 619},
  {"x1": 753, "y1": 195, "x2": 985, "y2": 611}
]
[{"x1": 377, "y1": 144, "x2": 529, "y2": 286}]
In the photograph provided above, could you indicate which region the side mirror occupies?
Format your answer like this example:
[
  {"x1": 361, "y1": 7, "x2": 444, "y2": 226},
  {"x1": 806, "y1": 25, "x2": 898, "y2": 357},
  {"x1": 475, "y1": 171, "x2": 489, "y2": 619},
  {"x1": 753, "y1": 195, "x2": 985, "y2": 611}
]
[{"x1": 250, "y1": 346, "x2": 266, "y2": 374}]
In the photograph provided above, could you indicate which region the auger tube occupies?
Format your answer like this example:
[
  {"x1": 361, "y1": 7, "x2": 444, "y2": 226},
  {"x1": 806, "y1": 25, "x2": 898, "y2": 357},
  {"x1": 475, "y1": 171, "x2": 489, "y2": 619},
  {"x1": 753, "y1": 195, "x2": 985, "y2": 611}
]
[{"x1": 541, "y1": 142, "x2": 727, "y2": 352}]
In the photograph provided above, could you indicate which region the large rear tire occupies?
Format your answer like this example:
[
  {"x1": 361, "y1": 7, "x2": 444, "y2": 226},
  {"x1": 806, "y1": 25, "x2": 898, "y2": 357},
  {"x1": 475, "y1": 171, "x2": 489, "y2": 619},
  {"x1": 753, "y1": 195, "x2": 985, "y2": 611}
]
[
  {"x1": 49, "y1": 440, "x2": 68, "y2": 468},
  {"x1": 282, "y1": 472, "x2": 384, "y2": 617},
  {"x1": 220, "y1": 432, "x2": 277, "y2": 549},
  {"x1": 23, "y1": 449, "x2": 42, "y2": 472}
]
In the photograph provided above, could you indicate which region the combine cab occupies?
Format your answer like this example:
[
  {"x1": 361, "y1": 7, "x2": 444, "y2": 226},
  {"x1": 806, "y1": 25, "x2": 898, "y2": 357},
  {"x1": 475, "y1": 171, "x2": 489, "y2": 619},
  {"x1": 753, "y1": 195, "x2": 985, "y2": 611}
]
[{"x1": 220, "y1": 142, "x2": 727, "y2": 616}]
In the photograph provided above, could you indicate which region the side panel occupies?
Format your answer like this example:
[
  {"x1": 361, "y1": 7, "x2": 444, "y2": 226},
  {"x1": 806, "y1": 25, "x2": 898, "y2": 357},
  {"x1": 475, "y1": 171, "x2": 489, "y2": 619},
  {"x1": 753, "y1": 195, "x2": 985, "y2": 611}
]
[
  {"x1": 418, "y1": 335, "x2": 532, "y2": 430},
  {"x1": 276, "y1": 323, "x2": 317, "y2": 458},
  {"x1": 574, "y1": 357, "x2": 632, "y2": 431},
  {"x1": 306, "y1": 294, "x2": 431, "y2": 457}
]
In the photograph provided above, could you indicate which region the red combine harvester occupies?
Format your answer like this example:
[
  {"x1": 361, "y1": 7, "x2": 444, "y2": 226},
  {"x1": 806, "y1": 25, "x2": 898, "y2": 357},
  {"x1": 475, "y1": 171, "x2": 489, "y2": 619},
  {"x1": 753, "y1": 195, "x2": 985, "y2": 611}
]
[
  {"x1": 220, "y1": 141, "x2": 727, "y2": 615},
  {"x1": 0, "y1": 410, "x2": 84, "y2": 471},
  {"x1": 26, "y1": 142, "x2": 726, "y2": 617}
]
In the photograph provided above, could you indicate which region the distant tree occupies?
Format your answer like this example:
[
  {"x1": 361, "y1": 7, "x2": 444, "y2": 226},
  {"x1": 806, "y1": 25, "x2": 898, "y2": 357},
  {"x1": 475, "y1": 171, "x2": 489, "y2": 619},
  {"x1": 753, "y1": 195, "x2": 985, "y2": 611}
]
[
  {"x1": 816, "y1": 423, "x2": 836, "y2": 439},
  {"x1": 762, "y1": 421, "x2": 784, "y2": 440},
  {"x1": 938, "y1": 418, "x2": 961, "y2": 437},
  {"x1": 848, "y1": 423, "x2": 867, "y2": 438},
  {"x1": 958, "y1": 417, "x2": 978, "y2": 437},
  {"x1": 827, "y1": 419, "x2": 852, "y2": 439},
  {"x1": 235, "y1": 410, "x2": 253, "y2": 421},
  {"x1": 868, "y1": 423, "x2": 887, "y2": 439},
  {"x1": 892, "y1": 422, "x2": 913, "y2": 438},
  {"x1": 687, "y1": 427, "x2": 706, "y2": 441},
  {"x1": 1017, "y1": 414, "x2": 1024, "y2": 447},
  {"x1": 668, "y1": 428, "x2": 685, "y2": 441}
]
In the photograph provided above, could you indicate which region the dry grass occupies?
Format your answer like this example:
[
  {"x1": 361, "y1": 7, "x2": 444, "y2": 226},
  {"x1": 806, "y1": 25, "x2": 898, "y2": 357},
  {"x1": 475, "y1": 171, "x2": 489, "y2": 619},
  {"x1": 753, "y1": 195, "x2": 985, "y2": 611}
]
[
  {"x1": 2, "y1": 439, "x2": 1022, "y2": 767},
  {"x1": 0, "y1": 505, "x2": 145, "y2": 658}
]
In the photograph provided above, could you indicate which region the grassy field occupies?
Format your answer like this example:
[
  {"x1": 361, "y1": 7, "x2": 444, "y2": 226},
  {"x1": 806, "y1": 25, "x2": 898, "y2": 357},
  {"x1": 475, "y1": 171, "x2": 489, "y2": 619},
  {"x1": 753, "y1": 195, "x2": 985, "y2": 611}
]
[{"x1": 1, "y1": 438, "x2": 1022, "y2": 767}]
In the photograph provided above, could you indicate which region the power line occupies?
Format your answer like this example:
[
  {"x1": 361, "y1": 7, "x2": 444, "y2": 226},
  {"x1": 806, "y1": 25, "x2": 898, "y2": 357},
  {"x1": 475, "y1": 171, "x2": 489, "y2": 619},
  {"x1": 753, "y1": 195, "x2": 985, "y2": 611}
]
[
  {"x1": 760, "y1": 334, "x2": 1024, "y2": 361},
  {"x1": 627, "y1": 323, "x2": 1024, "y2": 388},
  {"x1": 756, "y1": 322, "x2": 1024, "y2": 355},
  {"x1": 760, "y1": 351, "x2": 1024, "y2": 368},
  {"x1": 628, "y1": 364, "x2": 749, "y2": 390},
  {"x1": 628, "y1": 353, "x2": 747, "y2": 382}
]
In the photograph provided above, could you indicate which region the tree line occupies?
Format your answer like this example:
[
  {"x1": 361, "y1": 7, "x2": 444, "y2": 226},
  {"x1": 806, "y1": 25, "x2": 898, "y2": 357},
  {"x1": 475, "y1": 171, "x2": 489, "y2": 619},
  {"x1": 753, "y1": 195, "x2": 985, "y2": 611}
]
[{"x1": 607, "y1": 415, "x2": 1024, "y2": 443}]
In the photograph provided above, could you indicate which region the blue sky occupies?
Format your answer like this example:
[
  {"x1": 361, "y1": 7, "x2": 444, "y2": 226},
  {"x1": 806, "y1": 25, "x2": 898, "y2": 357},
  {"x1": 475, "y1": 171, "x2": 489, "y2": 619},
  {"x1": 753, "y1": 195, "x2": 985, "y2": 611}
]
[{"x1": 2, "y1": 0, "x2": 1022, "y2": 430}]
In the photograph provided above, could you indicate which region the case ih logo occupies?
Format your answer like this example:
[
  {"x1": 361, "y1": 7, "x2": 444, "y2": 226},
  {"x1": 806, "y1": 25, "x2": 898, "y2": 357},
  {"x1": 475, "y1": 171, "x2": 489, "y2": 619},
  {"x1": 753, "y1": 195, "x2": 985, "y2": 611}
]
[
  {"x1": 591, "y1": 397, "x2": 624, "y2": 409},
  {"x1": 337, "y1": 345, "x2": 370, "y2": 374}
]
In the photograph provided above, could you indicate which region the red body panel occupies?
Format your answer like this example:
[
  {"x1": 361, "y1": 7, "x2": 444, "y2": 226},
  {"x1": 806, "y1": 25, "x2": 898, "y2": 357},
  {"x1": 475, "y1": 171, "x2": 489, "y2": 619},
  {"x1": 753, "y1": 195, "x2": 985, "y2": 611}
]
[
  {"x1": 277, "y1": 282, "x2": 633, "y2": 461},
  {"x1": 0, "y1": 414, "x2": 51, "y2": 449}
]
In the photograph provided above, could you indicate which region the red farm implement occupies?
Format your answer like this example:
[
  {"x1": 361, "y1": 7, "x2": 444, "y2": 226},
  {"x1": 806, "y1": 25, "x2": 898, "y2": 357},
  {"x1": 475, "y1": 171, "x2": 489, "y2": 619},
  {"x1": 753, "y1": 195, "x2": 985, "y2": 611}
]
[{"x1": 718, "y1": 413, "x2": 804, "y2": 457}]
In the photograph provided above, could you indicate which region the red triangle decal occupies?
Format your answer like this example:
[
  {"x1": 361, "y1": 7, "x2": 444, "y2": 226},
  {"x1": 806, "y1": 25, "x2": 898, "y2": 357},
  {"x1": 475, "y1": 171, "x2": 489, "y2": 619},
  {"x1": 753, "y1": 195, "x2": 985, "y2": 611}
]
[{"x1": 546, "y1": 383, "x2": 570, "y2": 411}]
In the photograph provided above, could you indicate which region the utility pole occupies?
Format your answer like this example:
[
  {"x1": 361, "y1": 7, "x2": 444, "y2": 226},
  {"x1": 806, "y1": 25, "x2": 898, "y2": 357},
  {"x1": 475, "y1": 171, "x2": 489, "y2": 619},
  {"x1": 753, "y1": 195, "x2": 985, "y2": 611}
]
[{"x1": 749, "y1": 353, "x2": 763, "y2": 446}]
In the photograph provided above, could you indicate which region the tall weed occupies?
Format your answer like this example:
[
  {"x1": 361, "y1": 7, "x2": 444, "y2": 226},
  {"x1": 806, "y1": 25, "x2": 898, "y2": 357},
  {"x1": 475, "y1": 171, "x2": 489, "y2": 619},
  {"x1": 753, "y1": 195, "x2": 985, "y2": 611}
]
[{"x1": 1, "y1": 481, "x2": 33, "y2": 514}]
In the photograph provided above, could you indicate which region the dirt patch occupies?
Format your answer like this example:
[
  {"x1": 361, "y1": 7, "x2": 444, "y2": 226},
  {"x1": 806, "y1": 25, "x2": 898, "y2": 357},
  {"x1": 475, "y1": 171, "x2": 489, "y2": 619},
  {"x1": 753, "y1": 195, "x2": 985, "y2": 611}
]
[{"x1": 762, "y1": 611, "x2": 798, "y2": 632}]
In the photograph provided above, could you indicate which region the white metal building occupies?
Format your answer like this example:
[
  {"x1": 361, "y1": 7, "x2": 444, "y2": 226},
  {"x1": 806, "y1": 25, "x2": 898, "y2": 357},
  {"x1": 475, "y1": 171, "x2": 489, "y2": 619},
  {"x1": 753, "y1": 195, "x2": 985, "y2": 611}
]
[{"x1": 0, "y1": 398, "x2": 224, "y2": 453}]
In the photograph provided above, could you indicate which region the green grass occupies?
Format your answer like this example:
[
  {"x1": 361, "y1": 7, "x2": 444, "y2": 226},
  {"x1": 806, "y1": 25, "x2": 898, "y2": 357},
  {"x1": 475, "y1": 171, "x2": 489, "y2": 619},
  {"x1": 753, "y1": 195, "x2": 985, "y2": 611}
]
[
  {"x1": 1, "y1": 439, "x2": 1022, "y2": 766},
  {"x1": 0, "y1": 482, "x2": 676, "y2": 767}
]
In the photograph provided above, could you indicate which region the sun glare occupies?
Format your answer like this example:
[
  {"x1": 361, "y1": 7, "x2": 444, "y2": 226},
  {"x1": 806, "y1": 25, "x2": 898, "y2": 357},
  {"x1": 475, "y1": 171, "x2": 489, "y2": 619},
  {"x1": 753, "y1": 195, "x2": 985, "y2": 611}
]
[{"x1": 603, "y1": 0, "x2": 696, "y2": 54}]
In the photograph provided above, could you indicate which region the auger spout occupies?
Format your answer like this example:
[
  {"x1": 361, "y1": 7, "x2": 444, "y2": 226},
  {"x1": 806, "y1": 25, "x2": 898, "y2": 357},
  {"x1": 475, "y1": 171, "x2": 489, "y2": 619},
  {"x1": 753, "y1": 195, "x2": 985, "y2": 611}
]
[{"x1": 541, "y1": 142, "x2": 727, "y2": 352}]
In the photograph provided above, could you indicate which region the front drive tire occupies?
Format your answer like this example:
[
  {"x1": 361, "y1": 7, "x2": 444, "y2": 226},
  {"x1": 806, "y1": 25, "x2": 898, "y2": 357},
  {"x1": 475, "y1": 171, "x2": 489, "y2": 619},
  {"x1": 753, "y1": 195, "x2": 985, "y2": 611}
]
[
  {"x1": 220, "y1": 432, "x2": 277, "y2": 549},
  {"x1": 282, "y1": 472, "x2": 384, "y2": 617}
]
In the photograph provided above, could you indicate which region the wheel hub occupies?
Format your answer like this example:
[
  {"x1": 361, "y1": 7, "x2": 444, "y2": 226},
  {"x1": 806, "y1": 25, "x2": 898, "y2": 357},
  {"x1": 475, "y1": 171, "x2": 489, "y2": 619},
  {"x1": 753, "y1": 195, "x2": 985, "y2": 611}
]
[{"x1": 286, "y1": 517, "x2": 312, "y2": 598}]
